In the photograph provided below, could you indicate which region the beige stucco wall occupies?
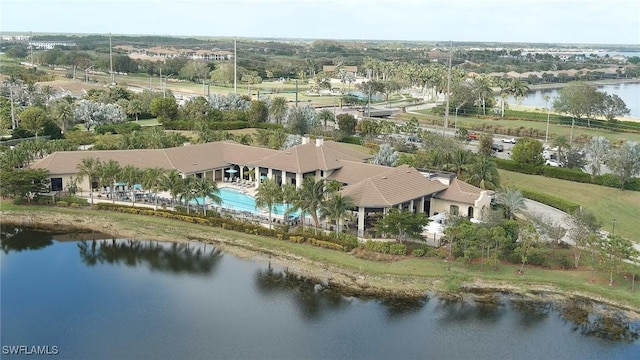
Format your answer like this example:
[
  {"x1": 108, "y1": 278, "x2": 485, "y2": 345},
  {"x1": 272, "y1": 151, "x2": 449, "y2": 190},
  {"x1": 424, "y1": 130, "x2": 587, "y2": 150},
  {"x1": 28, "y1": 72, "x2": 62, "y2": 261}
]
[{"x1": 430, "y1": 190, "x2": 492, "y2": 220}]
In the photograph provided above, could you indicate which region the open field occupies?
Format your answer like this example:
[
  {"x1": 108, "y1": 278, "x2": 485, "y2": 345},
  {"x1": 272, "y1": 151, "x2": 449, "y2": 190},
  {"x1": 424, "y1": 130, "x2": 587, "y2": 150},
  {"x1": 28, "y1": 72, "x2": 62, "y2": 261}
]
[
  {"x1": 42, "y1": 68, "x2": 349, "y2": 107},
  {"x1": 499, "y1": 169, "x2": 640, "y2": 240},
  {"x1": 2, "y1": 203, "x2": 639, "y2": 311}
]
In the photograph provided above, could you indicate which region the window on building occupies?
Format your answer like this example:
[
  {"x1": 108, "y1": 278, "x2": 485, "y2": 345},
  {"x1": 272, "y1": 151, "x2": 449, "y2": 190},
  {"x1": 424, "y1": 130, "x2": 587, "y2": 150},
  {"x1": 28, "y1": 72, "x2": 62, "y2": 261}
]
[
  {"x1": 450, "y1": 205, "x2": 459, "y2": 216},
  {"x1": 51, "y1": 178, "x2": 62, "y2": 191}
]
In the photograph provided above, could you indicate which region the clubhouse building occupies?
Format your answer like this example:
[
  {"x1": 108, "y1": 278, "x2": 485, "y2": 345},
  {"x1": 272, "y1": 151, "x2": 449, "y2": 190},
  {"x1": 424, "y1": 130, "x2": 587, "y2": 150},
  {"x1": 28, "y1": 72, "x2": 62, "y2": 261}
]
[{"x1": 30, "y1": 137, "x2": 493, "y2": 237}]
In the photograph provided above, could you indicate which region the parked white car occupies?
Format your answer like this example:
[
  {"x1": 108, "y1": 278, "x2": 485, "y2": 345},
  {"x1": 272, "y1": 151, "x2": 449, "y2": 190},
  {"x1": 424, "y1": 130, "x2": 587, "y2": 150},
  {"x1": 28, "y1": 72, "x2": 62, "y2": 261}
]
[
  {"x1": 545, "y1": 160, "x2": 562, "y2": 167},
  {"x1": 501, "y1": 138, "x2": 517, "y2": 144}
]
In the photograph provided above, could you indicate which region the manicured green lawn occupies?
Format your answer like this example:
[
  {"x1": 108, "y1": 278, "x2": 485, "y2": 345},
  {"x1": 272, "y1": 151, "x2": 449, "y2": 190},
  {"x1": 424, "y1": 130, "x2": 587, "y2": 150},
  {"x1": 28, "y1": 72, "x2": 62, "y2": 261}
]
[
  {"x1": 136, "y1": 118, "x2": 160, "y2": 126},
  {"x1": 499, "y1": 170, "x2": 640, "y2": 240}
]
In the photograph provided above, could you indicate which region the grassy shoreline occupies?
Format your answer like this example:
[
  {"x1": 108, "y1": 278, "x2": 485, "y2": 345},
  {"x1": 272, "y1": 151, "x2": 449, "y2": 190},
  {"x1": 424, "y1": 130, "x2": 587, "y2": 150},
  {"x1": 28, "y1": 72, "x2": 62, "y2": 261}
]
[{"x1": 1, "y1": 203, "x2": 639, "y2": 313}]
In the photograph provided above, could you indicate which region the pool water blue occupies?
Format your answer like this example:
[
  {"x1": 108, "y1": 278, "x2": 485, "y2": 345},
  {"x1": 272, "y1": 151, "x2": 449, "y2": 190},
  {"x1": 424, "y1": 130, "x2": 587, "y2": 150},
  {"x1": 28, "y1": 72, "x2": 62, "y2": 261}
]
[{"x1": 198, "y1": 187, "x2": 291, "y2": 215}]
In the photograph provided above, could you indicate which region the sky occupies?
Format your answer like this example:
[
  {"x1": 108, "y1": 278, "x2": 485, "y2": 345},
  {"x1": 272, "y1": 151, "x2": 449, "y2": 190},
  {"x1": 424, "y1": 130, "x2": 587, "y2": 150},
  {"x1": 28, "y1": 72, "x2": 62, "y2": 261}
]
[{"x1": 2, "y1": 0, "x2": 639, "y2": 45}]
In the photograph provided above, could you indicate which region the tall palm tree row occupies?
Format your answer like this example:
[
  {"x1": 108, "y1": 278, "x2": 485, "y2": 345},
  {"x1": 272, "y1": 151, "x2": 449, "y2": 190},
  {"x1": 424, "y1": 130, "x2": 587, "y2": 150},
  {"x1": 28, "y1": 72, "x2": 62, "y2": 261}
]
[
  {"x1": 190, "y1": 177, "x2": 222, "y2": 216},
  {"x1": 163, "y1": 170, "x2": 185, "y2": 208},
  {"x1": 121, "y1": 165, "x2": 143, "y2": 206},
  {"x1": 289, "y1": 177, "x2": 328, "y2": 233},
  {"x1": 76, "y1": 157, "x2": 102, "y2": 204},
  {"x1": 255, "y1": 179, "x2": 283, "y2": 229},
  {"x1": 100, "y1": 160, "x2": 121, "y2": 204},
  {"x1": 141, "y1": 167, "x2": 166, "y2": 209},
  {"x1": 320, "y1": 193, "x2": 354, "y2": 234}
]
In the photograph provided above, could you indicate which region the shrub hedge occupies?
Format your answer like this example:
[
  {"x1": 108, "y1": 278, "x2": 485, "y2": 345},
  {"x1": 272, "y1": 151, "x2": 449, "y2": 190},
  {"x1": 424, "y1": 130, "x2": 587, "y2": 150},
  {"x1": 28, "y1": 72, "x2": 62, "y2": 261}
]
[
  {"x1": 92, "y1": 203, "x2": 359, "y2": 252},
  {"x1": 520, "y1": 189, "x2": 581, "y2": 214}
]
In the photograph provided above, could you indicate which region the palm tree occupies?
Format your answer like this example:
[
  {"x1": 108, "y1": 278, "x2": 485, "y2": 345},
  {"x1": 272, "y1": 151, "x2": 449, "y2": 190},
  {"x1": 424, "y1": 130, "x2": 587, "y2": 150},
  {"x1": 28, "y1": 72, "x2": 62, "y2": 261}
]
[
  {"x1": 179, "y1": 176, "x2": 198, "y2": 214},
  {"x1": 100, "y1": 160, "x2": 121, "y2": 204},
  {"x1": 76, "y1": 157, "x2": 102, "y2": 204},
  {"x1": 40, "y1": 85, "x2": 56, "y2": 104},
  {"x1": 141, "y1": 167, "x2": 166, "y2": 209},
  {"x1": 291, "y1": 177, "x2": 327, "y2": 233},
  {"x1": 506, "y1": 78, "x2": 530, "y2": 104},
  {"x1": 468, "y1": 156, "x2": 500, "y2": 190},
  {"x1": 246, "y1": 168, "x2": 256, "y2": 183},
  {"x1": 445, "y1": 149, "x2": 474, "y2": 177},
  {"x1": 552, "y1": 134, "x2": 571, "y2": 164},
  {"x1": 317, "y1": 108, "x2": 334, "y2": 131},
  {"x1": 120, "y1": 165, "x2": 143, "y2": 206},
  {"x1": 191, "y1": 177, "x2": 221, "y2": 216},
  {"x1": 473, "y1": 75, "x2": 493, "y2": 115},
  {"x1": 127, "y1": 99, "x2": 144, "y2": 121},
  {"x1": 255, "y1": 179, "x2": 282, "y2": 229},
  {"x1": 281, "y1": 183, "x2": 298, "y2": 216},
  {"x1": 498, "y1": 78, "x2": 510, "y2": 117},
  {"x1": 321, "y1": 193, "x2": 354, "y2": 233},
  {"x1": 51, "y1": 100, "x2": 74, "y2": 134},
  {"x1": 163, "y1": 170, "x2": 184, "y2": 208},
  {"x1": 496, "y1": 187, "x2": 526, "y2": 220},
  {"x1": 269, "y1": 96, "x2": 288, "y2": 124}
]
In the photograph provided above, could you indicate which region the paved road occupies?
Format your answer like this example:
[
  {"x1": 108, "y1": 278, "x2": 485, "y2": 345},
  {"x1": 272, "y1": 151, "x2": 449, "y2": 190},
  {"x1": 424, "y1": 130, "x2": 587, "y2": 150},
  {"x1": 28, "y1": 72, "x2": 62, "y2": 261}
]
[{"x1": 523, "y1": 199, "x2": 574, "y2": 245}]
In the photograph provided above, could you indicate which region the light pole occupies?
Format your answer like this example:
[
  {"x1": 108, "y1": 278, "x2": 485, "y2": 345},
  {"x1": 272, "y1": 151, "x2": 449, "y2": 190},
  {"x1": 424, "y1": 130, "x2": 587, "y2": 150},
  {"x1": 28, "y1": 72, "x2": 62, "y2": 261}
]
[
  {"x1": 544, "y1": 95, "x2": 551, "y2": 144},
  {"x1": 443, "y1": 41, "x2": 452, "y2": 137},
  {"x1": 163, "y1": 74, "x2": 173, "y2": 98},
  {"x1": 85, "y1": 65, "x2": 94, "y2": 83},
  {"x1": 612, "y1": 219, "x2": 616, "y2": 237}
]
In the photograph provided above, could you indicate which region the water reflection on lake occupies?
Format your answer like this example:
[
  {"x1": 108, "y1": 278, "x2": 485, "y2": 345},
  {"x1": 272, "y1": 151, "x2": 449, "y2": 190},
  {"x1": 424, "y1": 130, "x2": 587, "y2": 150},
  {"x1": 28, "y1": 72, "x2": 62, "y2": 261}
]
[{"x1": 1, "y1": 226, "x2": 639, "y2": 360}]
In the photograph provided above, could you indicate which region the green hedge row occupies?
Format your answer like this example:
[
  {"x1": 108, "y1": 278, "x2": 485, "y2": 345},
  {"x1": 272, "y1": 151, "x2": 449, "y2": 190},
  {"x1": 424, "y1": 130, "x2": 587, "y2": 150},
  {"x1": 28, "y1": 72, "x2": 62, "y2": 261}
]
[
  {"x1": 495, "y1": 158, "x2": 640, "y2": 191},
  {"x1": 520, "y1": 189, "x2": 581, "y2": 214},
  {"x1": 92, "y1": 203, "x2": 359, "y2": 252}
]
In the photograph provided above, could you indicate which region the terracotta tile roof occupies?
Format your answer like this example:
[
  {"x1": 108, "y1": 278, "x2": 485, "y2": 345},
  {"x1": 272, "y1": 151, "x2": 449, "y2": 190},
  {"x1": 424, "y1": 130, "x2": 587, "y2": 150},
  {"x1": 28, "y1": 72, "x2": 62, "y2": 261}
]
[
  {"x1": 29, "y1": 149, "x2": 176, "y2": 175},
  {"x1": 219, "y1": 141, "x2": 279, "y2": 166},
  {"x1": 249, "y1": 140, "x2": 370, "y2": 173},
  {"x1": 340, "y1": 165, "x2": 448, "y2": 207},
  {"x1": 29, "y1": 141, "x2": 278, "y2": 176},
  {"x1": 327, "y1": 160, "x2": 391, "y2": 184},
  {"x1": 433, "y1": 178, "x2": 494, "y2": 205}
]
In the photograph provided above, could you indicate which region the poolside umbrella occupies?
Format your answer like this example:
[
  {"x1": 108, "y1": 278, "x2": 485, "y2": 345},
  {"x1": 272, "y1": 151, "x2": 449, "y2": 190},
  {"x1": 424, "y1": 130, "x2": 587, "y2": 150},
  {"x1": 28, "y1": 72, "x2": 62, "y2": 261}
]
[
  {"x1": 133, "y1": 184, "x2": 143, "y2": 191},
  {"x1": 225, "y1": 169, "x2": 238, "y2": 174}
]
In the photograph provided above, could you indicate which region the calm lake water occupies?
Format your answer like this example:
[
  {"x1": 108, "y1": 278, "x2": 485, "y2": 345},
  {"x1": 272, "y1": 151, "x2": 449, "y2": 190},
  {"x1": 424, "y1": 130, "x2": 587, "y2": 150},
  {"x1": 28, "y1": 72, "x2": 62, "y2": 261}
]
[
  {"x1": 2, "y1": 227, "x2": 639, "y2": 360},
  {"x1": 502, "y1": 81, "x2": 640, "y2": 118}
]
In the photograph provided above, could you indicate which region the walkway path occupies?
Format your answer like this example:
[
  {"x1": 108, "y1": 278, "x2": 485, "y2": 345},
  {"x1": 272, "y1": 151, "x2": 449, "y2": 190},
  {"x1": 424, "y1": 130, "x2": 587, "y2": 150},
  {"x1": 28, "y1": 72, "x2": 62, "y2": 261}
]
[{"x1": 523, "y1": 199, "x2": 573, "y2": 245}]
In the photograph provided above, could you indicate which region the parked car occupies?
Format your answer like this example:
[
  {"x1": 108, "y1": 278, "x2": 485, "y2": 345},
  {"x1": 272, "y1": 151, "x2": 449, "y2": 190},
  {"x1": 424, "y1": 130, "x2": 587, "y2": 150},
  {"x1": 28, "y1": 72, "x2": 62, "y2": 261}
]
[
  {"x1": 501, "y1": 137, "x2": 516, "y2": 144},
  {"x1": 467, "y1": 132, "x2": 478, "y2": 140},
  {"x1": 491, "y1": 143, "x2": 504, "y2": 152},
  {"x1": 545, "y1": 160, "x2": 562, "y2": 167}
]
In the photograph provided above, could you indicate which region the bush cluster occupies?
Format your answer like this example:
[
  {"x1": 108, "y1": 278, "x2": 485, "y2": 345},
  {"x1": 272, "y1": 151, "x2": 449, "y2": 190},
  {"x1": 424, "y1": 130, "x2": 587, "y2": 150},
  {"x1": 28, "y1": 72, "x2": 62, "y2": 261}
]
[{"x1": 95, "y1": 122, "x2": 142, "y2": 135}]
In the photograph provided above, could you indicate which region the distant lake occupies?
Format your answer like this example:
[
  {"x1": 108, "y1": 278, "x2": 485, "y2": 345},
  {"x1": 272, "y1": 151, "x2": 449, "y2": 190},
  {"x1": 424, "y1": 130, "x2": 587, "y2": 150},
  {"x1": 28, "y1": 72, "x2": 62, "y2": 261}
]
[
  {"x1": 502, "y1": 82, "x2": 640, "y2": 118},
  {"x1": 2, "y1": 227, "x2": 639, "y2": 360}
]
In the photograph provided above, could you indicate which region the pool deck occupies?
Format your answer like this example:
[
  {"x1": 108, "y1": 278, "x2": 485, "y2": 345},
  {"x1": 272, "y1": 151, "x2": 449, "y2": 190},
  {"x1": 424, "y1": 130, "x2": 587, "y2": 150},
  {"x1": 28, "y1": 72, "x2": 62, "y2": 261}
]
[{"x1": 217, "y1": 181, "x2": 257, "y2": 197}]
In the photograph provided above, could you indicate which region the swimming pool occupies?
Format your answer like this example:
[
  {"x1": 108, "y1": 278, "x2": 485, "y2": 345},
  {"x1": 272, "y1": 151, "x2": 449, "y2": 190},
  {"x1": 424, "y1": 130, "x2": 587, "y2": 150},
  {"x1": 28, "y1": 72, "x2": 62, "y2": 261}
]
[{"x1": 197, "y1": 187, "x2": 291, "y2": 215}]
